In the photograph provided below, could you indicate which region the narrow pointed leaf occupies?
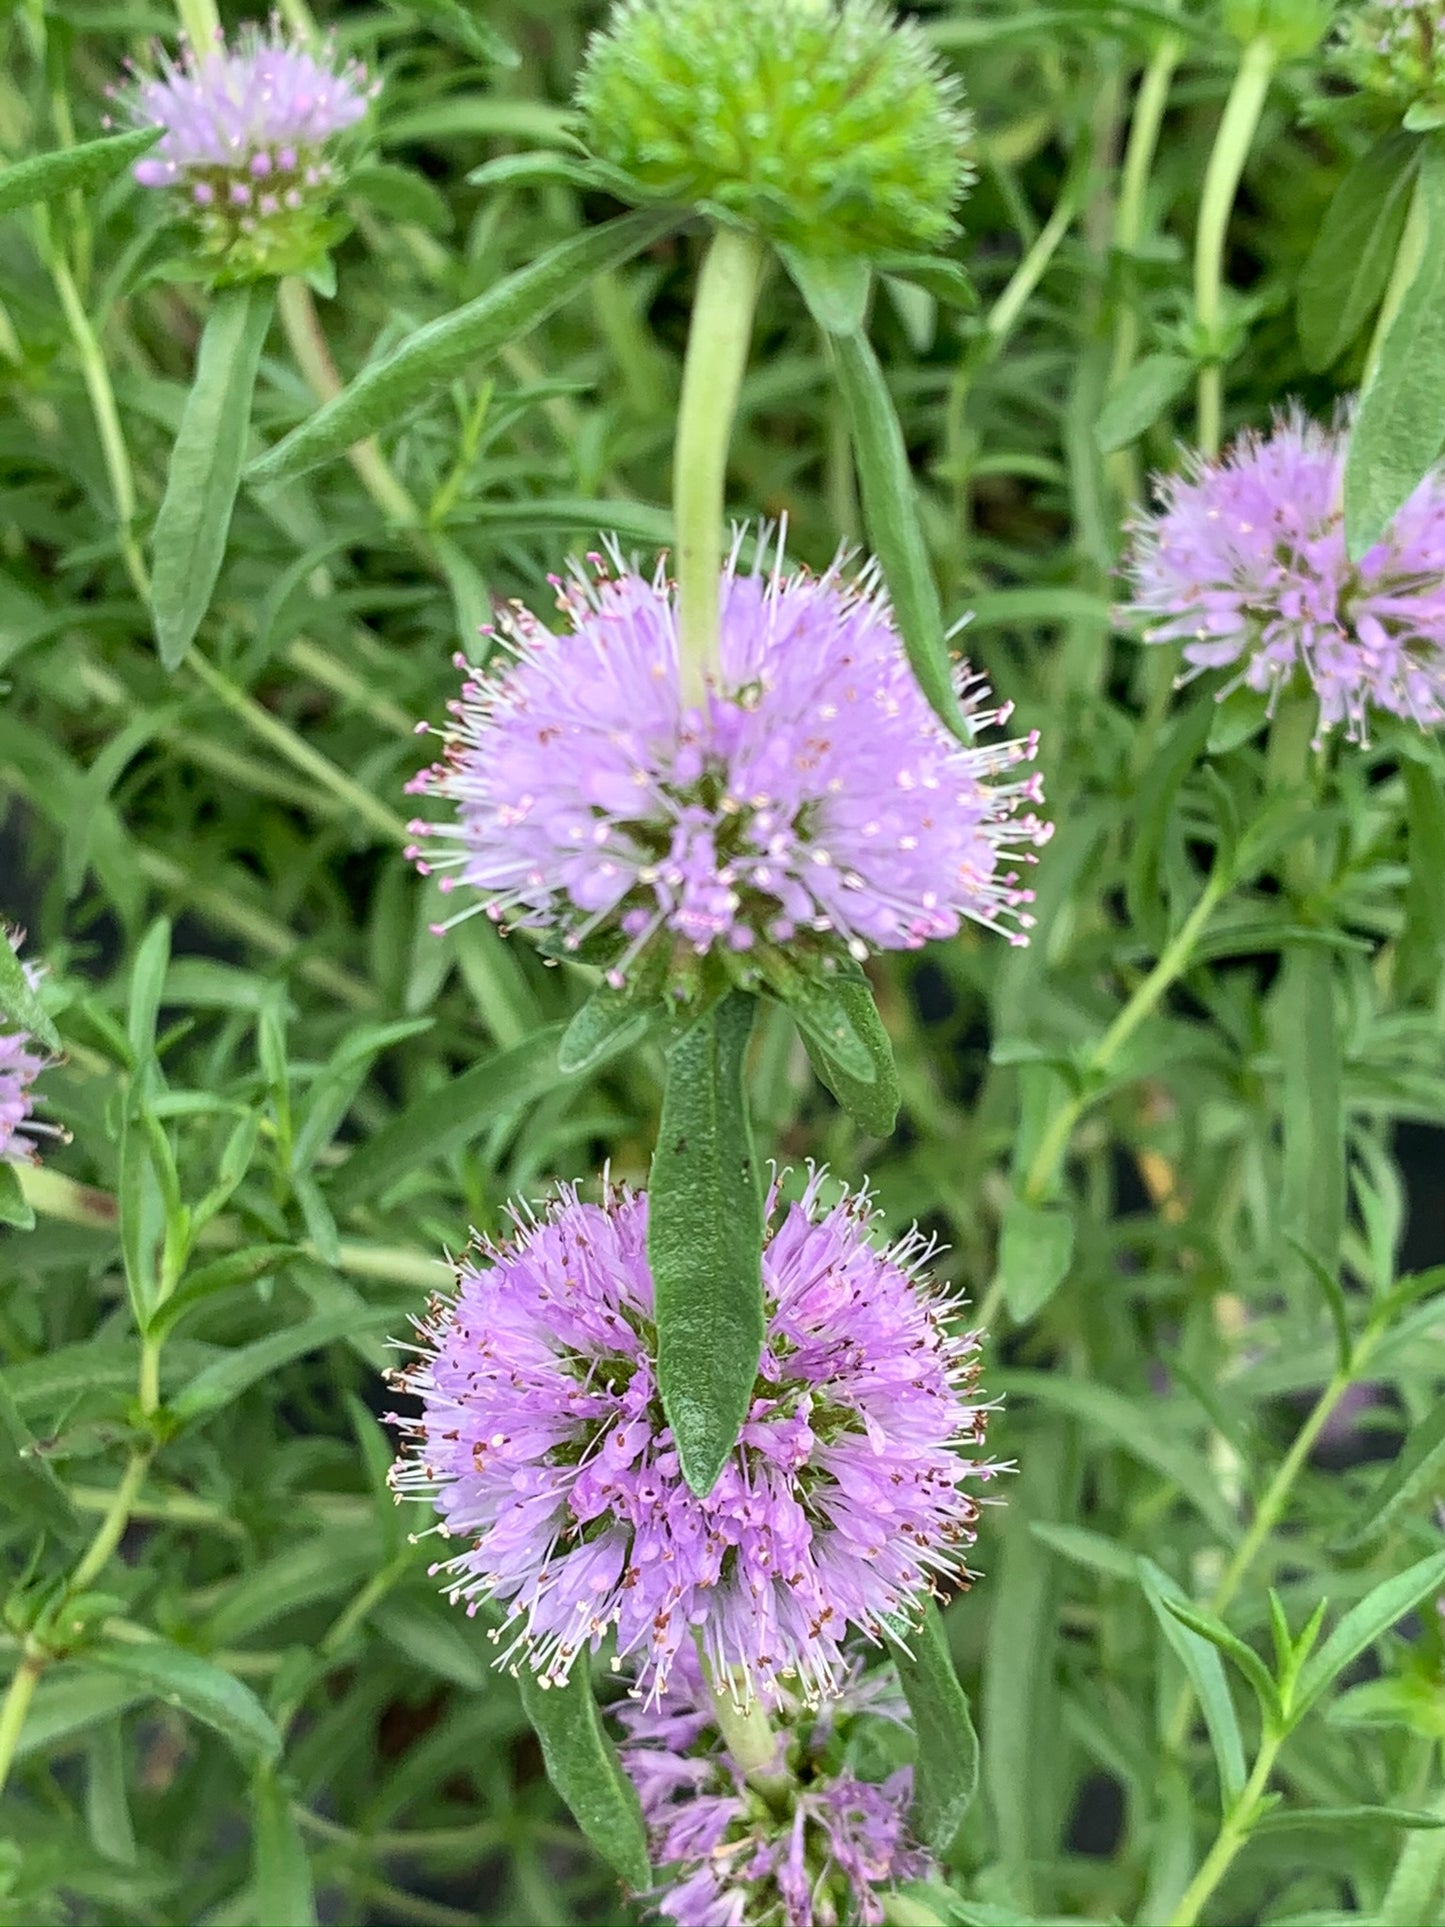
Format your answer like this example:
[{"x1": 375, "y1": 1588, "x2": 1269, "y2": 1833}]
[
  {"x1": 1297, "y1": 131, "x2": 1418, "y2": 372},
  {"x1": 1293, "y1": 1551, "x2": 1445, "y2": 1725},
  {"x1": 891, "y1": 1602, "x2": 980, "y2": 1855},
  {"x1": 0, "y1": 1161, "x2": 35, "y2": 1230},
  {"x1": 248, "y1": 209, "x2": 678, "y2": 485},
  {"x1": 650, "y1": 992, "x2": 764, "y2": 1496},
  {"x1": 1344, "y1": 136, "x2": 1445, "y2": 558},
  {"x1": 0, "y1": 933, "x2": 59, "y2": 1052},
  {"x1": 796, "y1": 964, "x2": 900, "y2": 1136},
  {"x1": 831, "y1": 328, "x2": 966, "y2": 739},
  {"x1": 90, "y1": 1641, "x2": 282, "y2": 1764},
  {"x1": 1141, "y1": 1561, "x2": 1248, "y2": 1803},
  {"x1": 1336, "y1": 1400, "x2": 1445, "y2": 1552},
  {"x1": 328, "y1": 1024, "x2": 567, "y2": 1209},
  {"x1": 518, "y1": 1665, "x2": 651, "y2": 1892},
  {"x1": 1093, "y1": 352, "x2": 1192, "y2": 453},
  {"x1": 152, "y1": 283, "x2": 276, "y2": 669},
  {"x1": 780, "y1": 248, "x2": 873, "y2": 335},
  {"x1": 0, "y1": 128, "x2": 158, "y2": 218},
  {"x1": 996, "y1": 1197, "x2": 1075, "y2": 1323},
  {"x1": 558, "y1": 984, "x2": 654, "y2": 1076}
]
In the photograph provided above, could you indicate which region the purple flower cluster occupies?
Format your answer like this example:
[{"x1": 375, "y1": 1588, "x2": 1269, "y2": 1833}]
[
  {"x1": 1, "y1": 941, "x2": 50, "y2": 1167},
  {"x1": 387, "y1": 1172, "x2": 992, "y2": 1706},
  {"x1": 1123, "y1": 412, "x2": 1445, "y2": 741},
  {"x1": 406, "y1": 544, "x2": 1050, "y2": 986},
  {"x1": 121, "y1": 23, "x2": 372, "y2": 278},
  {"x1": 617, "y1": 1652, "x2": 932, "y2": 1927}
]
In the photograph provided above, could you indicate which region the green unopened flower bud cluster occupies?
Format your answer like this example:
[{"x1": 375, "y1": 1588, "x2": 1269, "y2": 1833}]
[
  {"x1": 1334, "y1": 1, "x2": 1445, "y2": 109},
  {"x1": 576, "y1": 0, "x2": 972, "y2": 260},
  {"x1": 1222, "y1": 0, "x2": 1334, "y2": 57}
]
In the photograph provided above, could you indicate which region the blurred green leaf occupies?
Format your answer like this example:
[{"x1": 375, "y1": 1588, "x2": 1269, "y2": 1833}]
[
  {"x1": 0, "y1": 128, "x2": 157, "y2": 217},
  {"x1": 1297, "y1": 132, "x2": 1418, "y2": 372},
  {"x1": 248, "y1": 209, "x2": 678, "y2": 485},
  {"x1": 90, "y1": 1641, "x2": 282, "y2": 1764},
  {"x1": 1344, "y1": 136, "x2": 1445, "y2": 557}
]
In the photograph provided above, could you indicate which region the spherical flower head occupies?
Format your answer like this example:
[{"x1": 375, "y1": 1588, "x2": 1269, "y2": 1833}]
[
  {"x1": 119, "y1": 24, "x2": 373, "y2": 281},
  {"x1": 618, "y1": 1652, "x2": 933, "y2": 1926},
  {"x1": 387, "y1": 1172, "x2": 994, "y2": 1706},
  {"x1": 1333, "y1": 2, "x2": 1445, "y2": 110},
  {"x1": 406, "y1": 544, "x2": 1050, "y2": 993},
  {"x1": 0, "y1": 940, "x2": 52, "y2": 1168},
  {"x1": 1122, "y1": 410, "x2": 1445, "y2": 742},
  {"x1": 575, "y1": 0, "x2": 972, "y2": 260}
]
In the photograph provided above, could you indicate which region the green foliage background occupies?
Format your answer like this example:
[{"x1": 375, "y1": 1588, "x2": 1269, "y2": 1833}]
[{"x1": 3, "y1": 2, "x2": 1445, "y2": 1923}]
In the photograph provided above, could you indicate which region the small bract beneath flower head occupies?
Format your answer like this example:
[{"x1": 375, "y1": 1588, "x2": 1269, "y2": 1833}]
[
  {"x1": 0, "y1": 938, "x2": 54, "y2": 1168},
  {"x1": 387, "y1": 1173, "x2": 994, "y2": 1706},
  {"x1": 1122, "y1": 410, "x2": 1445, "y2": 742},
  {"x1": 406, "y1": 543, "x2": 1049, "y2": 995},
  {"x1": 120, "y1": 23, "x2": 372, "y2": 281},
  {"x1": 576, "y1": 0, "x2": 972, "y2": 259},
  {"x1": 618, "y1": 1652, "x2": 932, "y2": 1927},
  {"x1": 1223, "y1": 0, "x2": 1333, "y2": 57},
  {"x1": 1334, "y1": 1, "x2": 1445, "y2": 108}
]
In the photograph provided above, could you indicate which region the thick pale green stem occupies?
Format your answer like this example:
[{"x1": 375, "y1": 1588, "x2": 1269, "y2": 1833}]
[
  {"x1": 698, "y1": 1642, "x2": 791, "y2": 1795},
  {"x1": 673, "y1": 226, "x2": 765, "y2": 708},
  {"x1": 0, "y1": 1649, "x2": 45, "y2": 1801},
  {"x1": 174, "y1": 0, "x2": 220, "y2": 47},
  {"x1": 1363, "y1": 170, "x2": 1427, "y2": 393},
  {"x1": 1193, "y1": 38, "x2": 1275, "y2": 457}
]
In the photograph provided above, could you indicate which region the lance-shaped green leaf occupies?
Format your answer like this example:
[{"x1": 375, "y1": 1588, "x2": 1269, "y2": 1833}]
[
  {"x1": 1297, "y1": 130, "x2": 1418, "y2": 372},
  {"x1": 248, "y1": 208, "x2": 678, "y2": 486},
  {"x1": 1335, "y1": 1401, "x2": 1445, "y2": 1553},
  {"x1": 152, "y1": 282, "x2": 276, "y2": 670},
  {"x1": 790, "y1": 962, "x2": 899, "y2": 1136},
  {"x1": 831, "y1": 328, "x2": 966, "y2": 740},
  {"x1": 1345, "y1": 135, "x2": 1445, "y2": 558},
  {"x1": 0, "y1": 930, "x2": 59, "y2": 1053},
  {"x1": 251, "y1": 1769, "x2": 318, "y2": 1927},
  {"x1": 518, "y1": 1665, "x2": 651, "y2": 1892},
  {"x1": 890, "y1": 1602, "x2": 980, "y2": 1856},
  {"x1": 1140, "y1": 1560, "x2": 1247, "y2": 1805},
  {"x1": 1093, "y1": 352, "x2": 1192, "y2": 453},
  {"x1": 650, "y1": 991, "x2": 764, "y2": 1496},
  {"x1": 995, "y1": 1197, "x2": 1075, "y2": 1323},
  {"x1": 1291, "y1": 1550, "x2": 1445, "y2": 1726},
  {"x1": 0, "y1": 128, "x2": 158, "y2": 219},
  {"x1": 90, "y1": 1640, "x2": 282, "y2": 1764},
  {"x1": 0, "y1": 1162, "x2": 34, "y2": 1231},
  {"x1": 558, "y1": 982, "x2": 655, "y2": 1076}
]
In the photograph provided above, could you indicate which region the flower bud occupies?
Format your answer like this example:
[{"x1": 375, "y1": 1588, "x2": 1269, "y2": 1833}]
[
  {"x1": 576, "y1": 0, "x2": 972, "y2": 260},
  {"x1": 119, "y1": 26, "x2": 374, "y2": 283},
  {"x1": 1334, "y1": 2, "x2": 1445, "y2": 112}
]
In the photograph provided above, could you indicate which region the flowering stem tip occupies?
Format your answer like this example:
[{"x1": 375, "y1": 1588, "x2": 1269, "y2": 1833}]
[{"x1": 674, "y1": 227, "x2": 767, "y2": 708}]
